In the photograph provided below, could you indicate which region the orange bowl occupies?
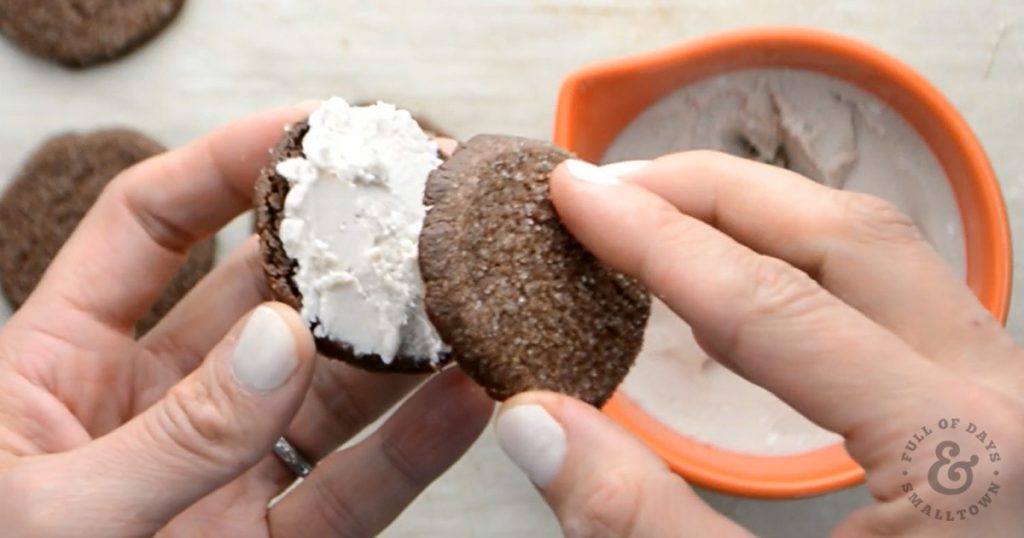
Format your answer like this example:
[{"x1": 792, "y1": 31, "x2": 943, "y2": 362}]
[{"x1": 554, "y1": 27, "x2": 1012, "y2": 498}]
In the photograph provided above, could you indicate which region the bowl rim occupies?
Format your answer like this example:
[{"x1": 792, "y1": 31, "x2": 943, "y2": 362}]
[{"x1": 554, "y1": 26, "x2": 1012, "y2": 498}]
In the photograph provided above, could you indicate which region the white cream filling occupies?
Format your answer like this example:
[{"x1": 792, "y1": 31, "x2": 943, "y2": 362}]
[{"x1": 277, "y1": 98, "x2": 446, "y2": 364}]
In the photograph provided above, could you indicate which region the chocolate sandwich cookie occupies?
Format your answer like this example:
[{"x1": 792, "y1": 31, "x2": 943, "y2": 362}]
[
  {"x1": 420, "y1": 135, "x2": 651, "y2": 407},
  {"x1": 0, "y1": 129, "x2": 215, "y2": 333},
  {"x1": 0, "y1": 0, "x2": 185, "y2": 67},
  {"x1": 256, "y1": 99, "x2": 450, "y2": 373}
]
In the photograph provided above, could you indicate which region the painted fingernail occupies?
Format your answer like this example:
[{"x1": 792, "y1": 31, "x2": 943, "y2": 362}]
[
  {"x1": 600, "y1": 160, "x2": 652, "y2": 178},
  {"x1": 495, "y1": 404, "x2": 567, "y2": 488},
  {"x1": 563, "y1": 159, "x2": 621, "y2": 186},
  {"x1": 232, "y1": 306, "x2": 299, "y2": 392}
]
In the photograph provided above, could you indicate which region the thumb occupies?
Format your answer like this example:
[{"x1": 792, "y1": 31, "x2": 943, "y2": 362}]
[
  {"x1": 49, "y1": 303, "x2": 315, "y2": 536},
  {"x1": 495, "y1": 393, "x2": 752, "y2": 537}
]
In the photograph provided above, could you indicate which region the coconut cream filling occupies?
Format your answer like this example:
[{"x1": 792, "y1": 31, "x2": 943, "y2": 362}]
[{"x1": 276, "y1": 98, "x2": 446, "y2": 364}]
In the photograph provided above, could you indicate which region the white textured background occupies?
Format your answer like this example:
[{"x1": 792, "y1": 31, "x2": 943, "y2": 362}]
[{"x1": 1, "y1": 1, "x2": 1021, "y2": 536}]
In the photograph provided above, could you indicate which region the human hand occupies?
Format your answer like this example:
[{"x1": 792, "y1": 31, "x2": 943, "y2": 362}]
[
  {"x1": 494, "y1": 152, "x2": 1024, "y2": 537},
  {"x1": 0, "y1": 105, "x2": 493, "y2": 537}
]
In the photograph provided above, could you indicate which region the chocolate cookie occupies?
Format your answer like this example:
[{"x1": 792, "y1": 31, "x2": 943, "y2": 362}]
[
  {"x1": 255, "y1": 119, "x2": 448, "y2": 374},
  {"x1": 0, "y1": 0, "x2": 185, "y2": 67},
  {"x1": 0, "y1": 129, "x2": 216, "y2": 333},
  {"x1": 419, "y1": 135, "x2": 651, "y2": 407},
  {"x1": 255, "y1": 123, "x2": 308, "y2": 331}
]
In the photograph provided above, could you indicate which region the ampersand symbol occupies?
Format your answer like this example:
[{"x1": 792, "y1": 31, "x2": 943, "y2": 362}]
[{"x1": 927, "y1": 440, "x2": 979, "y2": 496}]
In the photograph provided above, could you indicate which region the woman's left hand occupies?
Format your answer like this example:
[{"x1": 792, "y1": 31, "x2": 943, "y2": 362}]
[{"x1": 0, "y1": 104, "x2": 494, "y2": 537}]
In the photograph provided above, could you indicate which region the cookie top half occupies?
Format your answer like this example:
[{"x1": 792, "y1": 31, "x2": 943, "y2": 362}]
[{"x1": 420, "y1": 135, "x2": 651, "y2": 407}]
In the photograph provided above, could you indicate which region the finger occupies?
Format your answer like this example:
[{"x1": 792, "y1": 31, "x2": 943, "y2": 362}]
[
  {"x1": 436, "y1": 137, "x2": 458, "y2": 157},
  {"x1": 495, "y1": 392, "x2": 752, "y2": 537},
  {"x1": 550, "y1": 160, "x2": 954, "y2": 435},
  {"x1": 608, "y1": 152, "x2": 1016, "y2": 375},
  {"x1": 138, "y1": 238, "x2": 425, "y2": 464},
  {"x1": 280, "y1": 361, "x2": 424, "y2": 463},
  {"x1": 38, "y1": 303, "x2": 315, "y2": 538},
  {"x1": 140, "y1": 236, "x2": 271, "y2": 378},
  {"x1": 24, "y1": 104, "x2": 316, "y2": 332},
  {"x1": 269, "y1": 368, "x2": 493, "y2": 538}
]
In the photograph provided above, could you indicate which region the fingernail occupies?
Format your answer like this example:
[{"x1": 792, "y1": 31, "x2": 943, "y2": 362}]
[
  {"x1": 436, "y1": 138, "x2": 459, "y2": 156},
  {"x1": 600, "y1": 160, "x2": 651, "y2": 178},
  {"x1": 563, "y1": 159, "x2": 621, "y2": 186},
  {"x1": 232, "y1": 306, "x2": 299, "y2": 392},
  {"x1": 293, "y1": 99, "x2": 322, "y2": 113},
  {"x1": 495, "y1": 404, "x2": 567, "y2": 488}
]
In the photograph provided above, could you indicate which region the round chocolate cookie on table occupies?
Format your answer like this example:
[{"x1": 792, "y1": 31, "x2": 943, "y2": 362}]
[
  {"x1": 0, "y1": 129, "x2": 216, "y2": 334},
  {"x1": 255, "y1": 99, "x2": 650, "y2": 406},
  {"x1": 0, "y1": 0, "x2": 185, "y2": 67}
]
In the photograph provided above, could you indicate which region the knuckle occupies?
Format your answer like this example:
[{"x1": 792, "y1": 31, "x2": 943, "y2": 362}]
[
  {"x1": 717, "y1": 255, "x2": 826, "y2": 358},
  {"x1": 153, "y1": 379, "x2": 240, "y2": 466},
  {"x1": 675, "y1": 149, "x2": 728, "y2": 172},
  {"x1": 563, "y1": 468, "x2": 645, "y2": 538},
  {"x1": 308, "y1": 474, "x2": 372, "y2": 538},
  {"x1": 748, "y1": 255, "x2": 822, "y2": 317},
  {"x1": 963, "y1": 385, "x2": 1024, "y2": 462},
  {"x1": 109, "y1": 162, "x2": 197, "y2": 255},
  {"x1": 379, "y1": 435, "x2": 429, "y2": 490},
  {"x1": 311, "y1": 363, "x2": 372, "y2": 439},
  {"x1": 139, "y1": 332, "x2": 202, "y2": 377},
  {"x1": 837, "y1": 191, "x2": 922, "y2": 244},
  {"x1": 640, "y1": 215, "x2": 720, "y2": 286}
]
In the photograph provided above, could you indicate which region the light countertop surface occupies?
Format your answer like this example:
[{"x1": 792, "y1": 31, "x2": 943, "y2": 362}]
[{"x1": 2, "y1": 1, "x2": 1022, "y2": 536}]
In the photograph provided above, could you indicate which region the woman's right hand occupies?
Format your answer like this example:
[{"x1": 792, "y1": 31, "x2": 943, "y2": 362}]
[{"x1": 494, "y1": 152, "x2": 1024, "y2": 537}]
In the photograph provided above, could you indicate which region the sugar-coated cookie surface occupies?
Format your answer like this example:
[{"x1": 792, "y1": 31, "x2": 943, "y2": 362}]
[{"x1": 419, "y1": 134, "x2": 651, "y2": 407}]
